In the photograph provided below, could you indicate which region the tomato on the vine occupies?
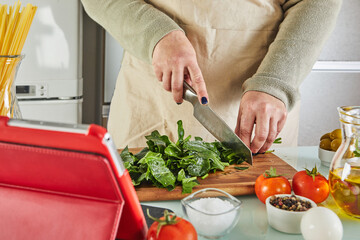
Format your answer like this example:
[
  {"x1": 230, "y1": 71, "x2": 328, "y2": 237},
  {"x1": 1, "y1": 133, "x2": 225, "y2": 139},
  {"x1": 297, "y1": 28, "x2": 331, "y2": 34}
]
[
  {"x1": 255, "y1": 167, "x2": 292, "y2": 204},
  {"x1": 147, "y1": 209, "x2": 197, "y2": 240},
  {"x1": 292, "y1": 166, "x2": 329, "y2": 203}
]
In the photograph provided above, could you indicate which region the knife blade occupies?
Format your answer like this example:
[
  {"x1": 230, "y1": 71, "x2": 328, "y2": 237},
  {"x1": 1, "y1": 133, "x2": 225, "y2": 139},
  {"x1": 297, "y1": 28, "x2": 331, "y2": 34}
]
[{"x1": 183, "y1": 81, "x2": 253, "y2": 165}]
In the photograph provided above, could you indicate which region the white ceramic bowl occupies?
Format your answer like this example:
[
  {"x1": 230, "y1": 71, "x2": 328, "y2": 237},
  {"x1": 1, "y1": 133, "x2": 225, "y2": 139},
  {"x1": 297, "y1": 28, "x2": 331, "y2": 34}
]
[
  {"x1": 318, "y1": 147, "x2": 335, "y2": 167},
  {"x1": 181, "y1": 188, "x2": 242, "y2": 239},
  {"x1": 266, "y1": 194, "x2": 317, "y2": 234}
]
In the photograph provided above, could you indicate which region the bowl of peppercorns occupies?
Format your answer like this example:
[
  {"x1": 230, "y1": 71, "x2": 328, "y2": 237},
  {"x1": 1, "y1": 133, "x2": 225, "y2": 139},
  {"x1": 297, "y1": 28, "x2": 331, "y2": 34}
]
[{"x1": 266, "y1": 194, "x2": 317, "y2": 234}]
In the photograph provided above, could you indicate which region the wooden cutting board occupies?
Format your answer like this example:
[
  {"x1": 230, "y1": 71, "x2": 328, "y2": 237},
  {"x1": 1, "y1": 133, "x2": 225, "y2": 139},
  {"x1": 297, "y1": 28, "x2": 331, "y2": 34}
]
[{"x1": 118, "y1": 148, "x2": 297, "y2": 201}]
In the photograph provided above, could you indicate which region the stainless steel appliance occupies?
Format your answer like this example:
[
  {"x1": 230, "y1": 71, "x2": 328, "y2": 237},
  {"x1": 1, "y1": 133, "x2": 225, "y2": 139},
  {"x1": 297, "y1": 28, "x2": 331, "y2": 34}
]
[{"x1": 6, "y1": 0, "x2": 83, "y2": 124}]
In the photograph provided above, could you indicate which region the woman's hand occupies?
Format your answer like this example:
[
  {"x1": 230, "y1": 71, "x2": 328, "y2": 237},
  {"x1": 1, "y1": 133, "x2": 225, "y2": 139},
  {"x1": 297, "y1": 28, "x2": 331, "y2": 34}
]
[
  {"x1": 235, "y1": 91, "x2": 287, "y2": 153},
  {"x1": 152, "y1": 30, "x2": 209, "y2": 105}
]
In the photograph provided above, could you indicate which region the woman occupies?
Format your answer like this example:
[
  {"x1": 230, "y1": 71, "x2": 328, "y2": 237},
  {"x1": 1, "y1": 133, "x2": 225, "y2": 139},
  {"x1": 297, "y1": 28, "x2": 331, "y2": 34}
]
[{"x1": 81, "y1": 0, "x2": 342, "y2": 152}]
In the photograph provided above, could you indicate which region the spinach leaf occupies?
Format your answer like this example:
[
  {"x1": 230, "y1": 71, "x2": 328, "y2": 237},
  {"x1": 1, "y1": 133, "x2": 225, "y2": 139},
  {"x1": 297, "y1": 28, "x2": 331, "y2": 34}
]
[
  {"x1": 209, "y1": 158, "x2": 226, "y2": 171},
  {"x1": 144, "y1": 151, "x2": 176, "y2": 188},
  {"x1": 201, "y1": 173, "x2": 209, "y2": 179},
  {"x1": 134, "y1": 147, "x2": 149, "y2": 159},
  {"x1": 178, "y1": 155, "x2": 196, "y2": 169},
  {"x1": 177, "y1": 169, "x2": 199, "y2": 194},
  {"x1": 234, "y1": 166, "x2": 249, "y2": 170},
  {"x1": 177, "y1": 120, "x2": 184, "y2": 143},
  {"x1": 177, "y1": 169, "x2": 186, "y2": 182},
  {"x1": 120, "y1": 146, "x2": 137, "y2": 168},
  {"x1": 194, "y1": 136, "x2": 203, "y2": 141},
  {"x1": 181, "y1": 177, "x2": 199, "y2": 194},
  {"x1": 214, "y1": 141, "x2": 244, "y2": 165},
  {"x1": 183, "y1": 140, "x2": 225, "y2": 171},
  {"x1": 184, "y1": 141, "x2": 219, "y2": 160},
  {"x1": 164, "y1": 142, "x2": 182, "y2": 158},
  {"x1": 145, "y1": 130, "x2": 170, "y2": 154},
  {"x1": 131, "y1": 172, "x2": 146, "y2": 186},
  {"x1": 121, "y1": 119, "x2": 248, "y2": 194},
  {"x1": 186, "y1": 155, "x2": 210, "y2": 177}
]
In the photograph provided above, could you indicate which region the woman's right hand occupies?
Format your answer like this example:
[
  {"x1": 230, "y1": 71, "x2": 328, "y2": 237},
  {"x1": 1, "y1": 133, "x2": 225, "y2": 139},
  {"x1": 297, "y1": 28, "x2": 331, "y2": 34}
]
[{"x1": 152, "y1": 30, "x2": 209, "y2": 105}]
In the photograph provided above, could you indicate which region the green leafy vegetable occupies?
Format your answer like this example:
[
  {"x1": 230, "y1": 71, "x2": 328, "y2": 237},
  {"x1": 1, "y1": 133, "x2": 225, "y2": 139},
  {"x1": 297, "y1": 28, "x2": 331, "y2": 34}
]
[
  {"x1": 119, "y1": 146, "x2": 136, "y2": 169},
  {"x1": 354, "y1": 139, "x2": 360, "y2": 157},
  {"x1": 145, "y1": 151, "x2": 176, "y2": 189},
  {"x1": 265, "y1": 137, "x2": 282, "y2": 153},
  {"x1": 121, "y1": 120, "x2": 247, "y2": 193},
  {"x1": 177, "y1": 169, "x2": 199, "y2": 194},
  {"x1": 186, "y1": 155, "x2": 210, "y2": 177},
  {"x1": 181, "y1": 177, "x2": 199, "y2": 194},
  {"x1": 234, "y1": 166, "x2": 249, "y2": 170},
  {"x1": 265, "y1": 150, "x2": 275, "y2": 153},
  {"x1": 201, "y1": 173, "x2": 209, "y2": 179}
]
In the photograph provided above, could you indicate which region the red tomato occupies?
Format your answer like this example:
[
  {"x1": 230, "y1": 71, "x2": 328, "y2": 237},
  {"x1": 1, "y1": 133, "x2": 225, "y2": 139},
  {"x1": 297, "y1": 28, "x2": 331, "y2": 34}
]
[
  {"x1": 292, "y1": 166, "x2": 329, "y2": 203},
  {"x1": 147, "y1": 210, "x2": 197, "y2": 240},
  {"x1": 255, "y1": 167, "x2": 291, "y2": 204}
]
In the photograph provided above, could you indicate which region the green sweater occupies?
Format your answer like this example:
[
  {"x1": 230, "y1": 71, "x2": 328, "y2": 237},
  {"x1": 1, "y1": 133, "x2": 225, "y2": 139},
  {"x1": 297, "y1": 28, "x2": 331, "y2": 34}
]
[{"x1": 81, "y1": 0, "x2": 342, "y2": 110}]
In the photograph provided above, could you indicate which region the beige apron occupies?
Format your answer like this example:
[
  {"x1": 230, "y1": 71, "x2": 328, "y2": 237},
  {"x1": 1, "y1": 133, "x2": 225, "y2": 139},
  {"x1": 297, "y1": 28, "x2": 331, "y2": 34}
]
[{"x1": 108, "y1": 0, "x2": 300, "y2": 149}]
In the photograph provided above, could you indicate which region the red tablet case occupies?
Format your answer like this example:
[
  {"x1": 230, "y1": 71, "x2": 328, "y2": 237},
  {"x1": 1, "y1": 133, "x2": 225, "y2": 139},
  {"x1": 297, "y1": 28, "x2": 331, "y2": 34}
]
[{"x1": 0, "y1": 116, "x2": 147, "y2": 240}]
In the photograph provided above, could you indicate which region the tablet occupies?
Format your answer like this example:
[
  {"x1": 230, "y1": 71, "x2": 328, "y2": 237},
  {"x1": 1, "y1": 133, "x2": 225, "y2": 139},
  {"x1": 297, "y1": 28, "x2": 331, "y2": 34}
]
[{"x1": 0, "y1": 116, "x2": 147, "y2": 240}]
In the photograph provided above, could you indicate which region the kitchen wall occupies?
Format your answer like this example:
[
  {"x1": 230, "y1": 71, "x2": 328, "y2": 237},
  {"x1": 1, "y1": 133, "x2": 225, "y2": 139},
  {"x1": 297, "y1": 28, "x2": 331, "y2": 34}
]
[
  {"x1": 82, "y1": 0, "x2": 360, "y2": 145},
  {"x1": 298, "y1": 0, "x2": 360, "y2": 145}
]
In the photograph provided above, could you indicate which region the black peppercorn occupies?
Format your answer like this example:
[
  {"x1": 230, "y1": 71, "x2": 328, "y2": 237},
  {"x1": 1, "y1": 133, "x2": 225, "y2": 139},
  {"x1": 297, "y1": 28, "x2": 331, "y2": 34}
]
[{"x1": 269, "y1": 195, "x2": 312, "y2": 212}]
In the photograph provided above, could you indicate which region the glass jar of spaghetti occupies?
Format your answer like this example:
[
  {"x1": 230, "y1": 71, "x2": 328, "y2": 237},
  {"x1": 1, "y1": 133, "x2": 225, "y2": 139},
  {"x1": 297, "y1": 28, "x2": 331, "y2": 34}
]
[{"x1": 0, "y1": 55, "x2": 23, "y2": 118}]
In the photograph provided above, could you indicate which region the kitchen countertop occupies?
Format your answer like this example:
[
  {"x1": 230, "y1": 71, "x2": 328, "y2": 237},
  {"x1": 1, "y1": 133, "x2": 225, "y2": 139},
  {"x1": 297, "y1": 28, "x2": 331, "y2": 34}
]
[{"x1": 142, "y1": 146, "x2": 360, "y2": 240}]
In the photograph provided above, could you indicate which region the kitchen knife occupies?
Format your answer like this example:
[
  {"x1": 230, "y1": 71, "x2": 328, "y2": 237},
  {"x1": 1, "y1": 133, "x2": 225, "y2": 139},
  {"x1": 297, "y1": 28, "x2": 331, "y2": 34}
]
[{"x1": 183, "y1": 81, "x2": 253, "y2": 165}]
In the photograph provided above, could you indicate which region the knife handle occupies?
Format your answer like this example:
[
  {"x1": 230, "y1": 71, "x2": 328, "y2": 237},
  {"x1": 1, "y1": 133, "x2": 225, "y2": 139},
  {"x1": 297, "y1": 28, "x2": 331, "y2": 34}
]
[{"x1": 183, "y1": 81, "x2": 198, "y2": 105}]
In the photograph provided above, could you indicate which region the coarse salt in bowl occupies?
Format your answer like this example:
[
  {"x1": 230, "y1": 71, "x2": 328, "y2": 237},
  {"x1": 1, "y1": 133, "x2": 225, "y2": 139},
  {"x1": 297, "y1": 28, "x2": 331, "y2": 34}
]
[{"x1": 181, "y1": 188, "x2": 242, "y2": 239}]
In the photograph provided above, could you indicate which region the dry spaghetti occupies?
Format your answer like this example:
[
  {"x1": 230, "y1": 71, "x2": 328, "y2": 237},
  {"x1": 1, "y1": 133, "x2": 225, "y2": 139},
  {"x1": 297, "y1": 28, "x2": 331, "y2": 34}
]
[{"x1": 0, "y1": 1, "x2": 37, "y2": 117}]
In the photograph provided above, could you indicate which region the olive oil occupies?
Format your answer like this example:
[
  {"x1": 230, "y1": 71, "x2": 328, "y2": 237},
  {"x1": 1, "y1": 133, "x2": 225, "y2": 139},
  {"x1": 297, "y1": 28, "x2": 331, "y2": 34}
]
[{"x1": 329, "y1": 167, "x2": 360, "y2": 218}]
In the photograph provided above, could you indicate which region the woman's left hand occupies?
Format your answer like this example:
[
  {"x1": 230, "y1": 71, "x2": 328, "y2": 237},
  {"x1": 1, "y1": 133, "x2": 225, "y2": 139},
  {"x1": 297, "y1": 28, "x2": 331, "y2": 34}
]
[{"x1": 235, "y1": 91, "x2": 287, "y2": 153}]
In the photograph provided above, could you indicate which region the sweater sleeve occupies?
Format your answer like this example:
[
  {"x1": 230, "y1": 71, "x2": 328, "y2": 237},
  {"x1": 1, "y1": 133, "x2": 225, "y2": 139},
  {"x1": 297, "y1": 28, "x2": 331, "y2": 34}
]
[
  {"x1": 242, "y1": 0, "x2": 342, "y2": 110},
  {"x1": 80, "y1": 0, "x2": 183, "y2": 63}
]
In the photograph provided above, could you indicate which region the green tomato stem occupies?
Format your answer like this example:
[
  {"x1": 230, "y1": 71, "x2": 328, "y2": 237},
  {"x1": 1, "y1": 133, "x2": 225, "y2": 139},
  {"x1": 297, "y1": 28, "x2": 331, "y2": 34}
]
[{"x1": 147, "y1": 209, "x2": 179, "y2": 238}]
